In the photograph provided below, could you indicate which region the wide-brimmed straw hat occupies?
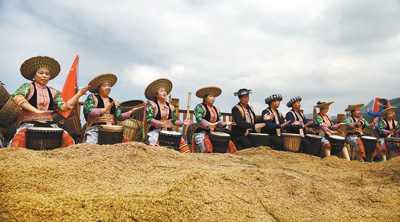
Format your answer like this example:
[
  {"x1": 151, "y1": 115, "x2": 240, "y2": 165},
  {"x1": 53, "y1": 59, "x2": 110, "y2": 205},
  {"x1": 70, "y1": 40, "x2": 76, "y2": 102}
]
[
  {"x1": 287, "y1": 96, "x2": 302, "y2": 107},
  {"x1": 20, "y1": 56, "x2": 61, "y2": 80},
  {"x1": 234, "y1": 88, "x2": 252, "y2": 97},
  {"x1": 345, "y1": 104, "x2": 364, "y2": 112},
  {"x1": 88, "y1": 73, "x2": 117, "y2": 93},
  {"x1": 196, "y1": 86, "x2": 222, "y2": 98},
  {"x1": 265, "y1": 94, "x2": 282, "y2": 105},
  {"x1": 144, "y1": 78, "x2": 173, "y2": 101},
  {"x1": 379, "y1": 106, "x2": 397, "y2": 116},
  {"x1": 314, "y1": 101, "x2": 334, "y2": 109}
]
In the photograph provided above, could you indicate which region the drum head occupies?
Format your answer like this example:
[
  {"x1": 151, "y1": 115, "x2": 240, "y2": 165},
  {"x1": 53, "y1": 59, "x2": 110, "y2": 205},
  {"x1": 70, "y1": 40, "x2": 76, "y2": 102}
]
[
  {"x1": 249, "y1": 133, "x2": 269, "y2": 136},
  {"x1": 282, "y1": 133, "x2": 301, "y2": 137},
  {"x1": 306, "y1": 134, "x2": 321, "y2": 139},
  {"x1": 211, "y1": 132, "x2": 230, "y2": 137},
  {"x1": 99, "y1": 125, "x2": 124, "y2": 132},
  {"x1": 329, "y1": 135, "x2": 345, "y2": 140},
  {"x1": 27, "y1": 127, "x2": 63, "y2": 132},
  {"x1": 160, "y1": 131, "x2": 182, "y2": 136},
  {"x1": 361, "y1": 135, "x2": 377, "y2": 140}
]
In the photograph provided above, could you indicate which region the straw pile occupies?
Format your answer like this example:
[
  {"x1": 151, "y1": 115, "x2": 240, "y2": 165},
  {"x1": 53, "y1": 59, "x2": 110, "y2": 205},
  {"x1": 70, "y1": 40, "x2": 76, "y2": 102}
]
[{"x1": 1, "y1": 143, "x2": 399, "y2": 221}]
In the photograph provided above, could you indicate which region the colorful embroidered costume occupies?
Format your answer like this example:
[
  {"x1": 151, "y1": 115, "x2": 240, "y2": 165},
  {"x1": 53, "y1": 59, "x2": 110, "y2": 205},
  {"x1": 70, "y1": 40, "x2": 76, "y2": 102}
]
[
  {"x1": 376, "y1": 107, "x2": 399, "y2": 157},
  {"x1": 144, "y1": 78, "x2": 190, "y2": 154}
]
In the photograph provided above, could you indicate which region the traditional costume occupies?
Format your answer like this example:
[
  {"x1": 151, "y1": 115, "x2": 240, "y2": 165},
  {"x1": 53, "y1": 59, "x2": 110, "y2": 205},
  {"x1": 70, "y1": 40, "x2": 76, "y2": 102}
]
[
  {"x1": 144, "y1": 78, "x2": 190, "y2": 153},
  {"x1": 10, "y1": 56, "x2": 74, "y2": 148},
  {"x1": 83, "y1": 73, "x2": 131, "y2": 144},
  {"x1": 343, "y1": 104, "x2": 374, "y2": 159},
  {"x1": 230, "y1": 89, "x2": 264, "y2": 150},
  {"x1": 193, "y1": 86, "x2": 237, "y2": 153},
  {"x1": 285, "y1": 96, "x2": 319, "y2": 154},
  {"x1": 261, "y1": 94, "x2": 285, "y2": 151},
  {"x1": 312, "y1": 101, "x2": 341, "y2": 150},
  {"x1": 375, "y1": 107, "x2": 399, "y2": 157}
]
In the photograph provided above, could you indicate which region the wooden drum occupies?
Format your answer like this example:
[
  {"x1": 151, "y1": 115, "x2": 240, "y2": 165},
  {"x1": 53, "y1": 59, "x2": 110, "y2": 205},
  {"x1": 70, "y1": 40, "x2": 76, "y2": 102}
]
[
  {"x1": 281, "y1": 133, "x2": 302, "y2": 152},
  {"x1": 361, "y1": 135, "x2": 377, "y2": 162},
  {"x1": 248, "y1": 133, "x2": 270, "y2": 147},
  {"x1": 327, "y1": 135, "x2": 345, "y2": 155},
  {"x1": 305, "y1": 134, "x2": 322, "y2": 156},
  {"x1": 98, "y1": 125, "x2": 124, "y2": 145},
  {"x1": 118, "y1": 118, "x2": 142, "y2": 142},
  {"x1": 210, "y1": 132, "x2": 231, "y2": 153},
  {"x1": 26, "y1": 127, "x2": 63, "y2": 150},
  {"x1": 120, "y1": 100, "x2": 145, "y2": 121},
  {"x1": 159, "y1": 131, "x2": 182, "y2": 151}
]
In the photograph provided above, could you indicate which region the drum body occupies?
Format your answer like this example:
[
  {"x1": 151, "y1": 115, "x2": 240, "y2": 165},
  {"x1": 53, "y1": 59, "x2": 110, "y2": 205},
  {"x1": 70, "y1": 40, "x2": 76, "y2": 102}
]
[
  {"x1": 118, "y1": 119, "x2": 142, "y2": 142},
  {"x1": 248, "y1": 133, "x2": 270, "y2": 147},
  {"x1": 120, "y1": 100, "x2": 145, "y2": 121},
  {"x1": 52, "y1": 109, "x2": 81, "y2": 137},
  {"x1": 327, "y1": 135, "x2": 345, "y2": 155},
  {"x1": 159, "y1": 131, "x2": 182, "y2": 151},
  {"x1": 209, "y1": 132, "x2": 231, "y2": 153},
  {"x1": 361, "y1": 135, "x2": 378, "y2": 162},
  {"x1": 305, "y1": 134, "x2": 322, "y2": 156},
  {"x1": 0, "y1": 97, "x2": 22, "y2": 128},
  {"x1": 98, "y1": 125, "x2": 124, "y2": 145},
  {"x1": 26, "y1": 127, "x2": 63, "y2": 150},
  {"x1": 281, "y1": 133, "x2": 301, "y2": 152}
]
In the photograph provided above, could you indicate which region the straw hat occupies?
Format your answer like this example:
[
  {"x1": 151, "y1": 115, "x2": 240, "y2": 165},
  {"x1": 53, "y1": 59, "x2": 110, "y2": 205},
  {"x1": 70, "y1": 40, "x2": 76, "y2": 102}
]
[
  {"x1": 287, "y1": 96, "x2": 302, "y2": 107},
  {"x1": 345, "y1": 104, "x2": 364, "y2": 112},
  {"x1": 314, "y1": 101, "x2": 334, "y2": 109},
  {"x1": 234, "y1": 88, "x2": 252, "y2": 97},
  {"x1": 264, "y1": 94, "x2": 282, "y2": 105},
  {"x1": 144, "y1": 78, "x2": 173, "y2": 101},
  {"x1": 196, "y1": 86, "x2": 222, "y2": 98},
  {"x1": 379, "y1": 106, "x2": 397, "y2": 116},
  {"x1": 88, "y1": 73, "x2": 117, "y2": 93},
  {"x1": 20, "y1": 56, "x2": 61, "y2": 80}
]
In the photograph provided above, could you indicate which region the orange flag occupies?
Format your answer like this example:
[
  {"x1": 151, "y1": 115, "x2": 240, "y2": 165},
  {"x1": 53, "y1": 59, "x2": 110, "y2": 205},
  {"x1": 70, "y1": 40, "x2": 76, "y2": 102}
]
[{"x1": 59, "y1": 55, "x2": 79, "y2": 118}]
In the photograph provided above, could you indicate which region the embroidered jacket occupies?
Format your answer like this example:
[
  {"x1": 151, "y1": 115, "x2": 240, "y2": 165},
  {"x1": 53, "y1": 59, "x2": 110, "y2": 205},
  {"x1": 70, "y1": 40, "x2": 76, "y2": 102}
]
[
  {"x1": 285, "y1": 109, "x2": 319, "y2": 135},
  {"x1": 312, "y1": 113, "x2": 339, "y2": 132},
  {"x1": 12, "y1": 82, "x2": 72, "y2": 123},
  {"x1": 261, "y1": 107, "x2": 285, "y2": 136},
  {"x1": 378, "y1": 118, "x2": 400, "y2": 138},
  {"x1": 146, "y1": 100, "x2": 182, "y2": 131},
  {"x1": 84, "y1": 94, "x2": 130, "y2": 126},
  {"x1": 231, "y1": 102, "x2": 261, "y2": 138},
  {"x1": 194, "y1": 103, "x2": 224, "y2": 132},
  {"x1": 344, "y1": 115, "x2": 373, "y2": 134}
]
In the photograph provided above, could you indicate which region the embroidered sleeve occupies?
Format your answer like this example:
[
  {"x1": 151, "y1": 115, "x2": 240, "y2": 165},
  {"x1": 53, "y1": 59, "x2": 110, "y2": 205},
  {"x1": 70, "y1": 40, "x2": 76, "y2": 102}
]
[
  {"x1": 194, "y1": 104, "x2": 209, "y2": 128},
  {"x1": 378, "y1": 120, "x2": 390, "y2": 135},
  {"x1": 170, "y1": 105, "x2": 183, "y2": 126},
  {"x1": 146, "y1": 102, "x2": 160, "y2": 127},
  {"x1": 115, "y1": 101, "x2": 130, "y2": 121},
  {"x1": 51, "y1": 88, "x2": 72, "y2": 111},
  {"x1": 344, "y1": 117, "x2": 355, "y2": 129},
  {"x1": 12, "y1": 83, "x2": 31, "y2": 106},
  {"x1": 216, "y1": 107, "x2": 224, "y2": 128},
  {"x1": 84, "y1": 94, "x2": 101, "y2": 117}
]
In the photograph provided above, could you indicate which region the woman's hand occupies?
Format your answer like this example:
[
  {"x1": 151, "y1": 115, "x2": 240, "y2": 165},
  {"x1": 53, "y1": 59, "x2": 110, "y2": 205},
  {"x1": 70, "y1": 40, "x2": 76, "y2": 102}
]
[
  {"x1": 292, "y1": 121, "x2": 302, "y2": 126},
  {"x1": 129, "y1": 103, "x2": 145, "y2": 116},
  {"x1": 224, "y1": 122, "x2": 236, "y2": 126},
  {"x1": 77, "y1": 85, "x2": 90, "y2": 97},
  {"x1": 35, "y1": 109, "x2": 53, "y2": 115},
  {"x1": 255, "y1": 123, "x2": 265, "y2": 130},
  {"x1": 281, "y1": 121, "x2": 290, "y2": 128},
  {"x1": 304, "y1": 122, "x2": 312, "y2": 128},
  {"x1": 100, "y1": 101, "x2": 115, "y2": 115},
  {"x1": 182, "y1": 118, "x2": 193, "y2": 126},
  {"x1": 209, "y1": 121, "x2": 221, "y2": 129},
  {"x1": 263, "y1": 112, "x2": 274, "y2": 121},
  {"x1": 159, "y1": 120, "x2": 173, "y2": 128}
]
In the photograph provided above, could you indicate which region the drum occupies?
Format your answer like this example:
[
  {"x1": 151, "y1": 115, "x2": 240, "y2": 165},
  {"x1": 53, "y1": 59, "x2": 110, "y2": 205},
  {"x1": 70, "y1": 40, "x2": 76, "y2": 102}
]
[
  {"x1": 360, "y1": 135, "x2": 377, "y2": 162},
  {"x1": 281, "y1": 133, "x2": 302, "y2": 152},
  {"x1": 159, "y1": 131, "x2": 182, "y2": 151},
  {"x1": 0, "y1": 97, "x2": 23, "y2": 128},
  {"x1": 52, "y1": 109, "x2": 82, "y2": 137},
  {"x1": 98, "y1": 125, "x2": 124, "y2": 145},
  {"x1": 327, "y1": 135, "x2": 345, "y2": 155},
  {"x1": 385, "y1": 137, "x2": 400, "y2": 153},
  {"x1": 248, "y1": 133, "x2": 270, "y2": 147},
  {"x1": 185, "y1": 123, "x2": 197, "y2": 145},
  {"x1": 118, "y1": 118, "x2": 142, "y2": 142},
  {"x1": 26, "y1": 127, "x2": 63, "y2": 150},
  {"x1": 0, "y1": 82, "x2": 10, "y2": 107},
  {"x1": 305, "y1": 134, "x2": 322, "y2": 156},
  {"x1": 120, "y1": 100, "x2": 145, "y2": 121},
  {"x1": 209, "y1": 132, "x2": 231, "y2": 153}
]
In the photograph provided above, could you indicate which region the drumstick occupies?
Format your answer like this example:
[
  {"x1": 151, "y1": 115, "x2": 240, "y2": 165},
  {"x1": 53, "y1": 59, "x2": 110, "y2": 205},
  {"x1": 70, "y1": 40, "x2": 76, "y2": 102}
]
[{"x1": 186, "y1": 92, "x2": 192, "y2": 118}]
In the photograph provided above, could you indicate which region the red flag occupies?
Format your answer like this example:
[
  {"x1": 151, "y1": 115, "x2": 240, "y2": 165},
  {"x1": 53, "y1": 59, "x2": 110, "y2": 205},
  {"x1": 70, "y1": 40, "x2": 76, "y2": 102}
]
[
  {"x1": 59, "y1": 55, "x2": 79, "y2": 118},
  {"x1": 372, "y1": 98, "x2": 391, "y2": 113}
]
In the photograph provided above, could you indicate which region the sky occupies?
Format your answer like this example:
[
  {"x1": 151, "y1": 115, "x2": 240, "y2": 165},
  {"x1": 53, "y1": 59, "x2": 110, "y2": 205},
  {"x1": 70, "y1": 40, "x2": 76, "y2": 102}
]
[{"x1": 1, "y1": 0, "x2": 399, "y2": 118}]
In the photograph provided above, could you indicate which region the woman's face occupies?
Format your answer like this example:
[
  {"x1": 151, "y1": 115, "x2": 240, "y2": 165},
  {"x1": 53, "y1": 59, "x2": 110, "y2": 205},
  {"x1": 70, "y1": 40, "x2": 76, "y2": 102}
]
[
  {"x1": 353, "y1": 109, "x2": 361, "y2": 117},
  {"x1": 205, "y1": 94, "x2": 215, "y2": 105},
  {"x1": 155, "y1": 87, "x2": 168, "y2": 101},
  {"x1": 239, "y1": 94, "x2": 249, "y2": 105},
  {"x1": 320, "y1": 107, "x2": 329, "y2": 115},
  {"x1": 98, "y1": 82, "x2": 112, "y2": 97},
  {"x1": 292, "y1": 101, "x2": 301, "y2": 110},
  {"x1": 270, "y1": 100, "x2": 280, "y2": 108},
  {"x1": 34, "y1": 68, "x2": 51, "y2": 86},
  {"x1": 386, "y1": 111, "x2": 394, "y2": 119}
]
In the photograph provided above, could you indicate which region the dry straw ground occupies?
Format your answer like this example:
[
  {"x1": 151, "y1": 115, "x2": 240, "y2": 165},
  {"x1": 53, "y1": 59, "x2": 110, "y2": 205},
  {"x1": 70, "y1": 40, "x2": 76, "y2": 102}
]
[{"x1": 1, "y1": 143, "x2": 399, "y2": 221}]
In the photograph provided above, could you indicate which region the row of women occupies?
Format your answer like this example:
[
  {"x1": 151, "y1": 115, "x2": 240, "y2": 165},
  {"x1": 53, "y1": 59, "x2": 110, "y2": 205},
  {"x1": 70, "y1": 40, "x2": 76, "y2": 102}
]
[{"x1": 9, "y1": 56, "x2": 400, "y2": 162}]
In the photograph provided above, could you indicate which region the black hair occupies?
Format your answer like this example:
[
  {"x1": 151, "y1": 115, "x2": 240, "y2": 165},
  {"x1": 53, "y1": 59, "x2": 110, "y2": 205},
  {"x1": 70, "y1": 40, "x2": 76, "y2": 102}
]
[{"x1": 378, "y1": 98, "x2": 388, "y2": 106}]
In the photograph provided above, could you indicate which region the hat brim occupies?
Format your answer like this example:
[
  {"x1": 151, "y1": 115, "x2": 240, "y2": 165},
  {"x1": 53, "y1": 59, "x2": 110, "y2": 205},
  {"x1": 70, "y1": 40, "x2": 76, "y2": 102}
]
[
  {"x1": 379, "y1": 106, "x2": 397, "y2": 116},
  {"x1": 20, "y1": 56, "x2": 61, "y2": 81},
  {"x1": 88, "y1": 73, "x2": 117, "y2": 93},
  {"x1": 144, "y1": 78, "x2": 173, "y2": 101},
  {"x1": 314, "y1": 101, "x2": 334, "y2": 109},
  {"x1": 196, "y1": 86, "x2": 222, "y2": 98},
  {"x1": 345, "y1": 103, "x2": 364, "y2": 112}
]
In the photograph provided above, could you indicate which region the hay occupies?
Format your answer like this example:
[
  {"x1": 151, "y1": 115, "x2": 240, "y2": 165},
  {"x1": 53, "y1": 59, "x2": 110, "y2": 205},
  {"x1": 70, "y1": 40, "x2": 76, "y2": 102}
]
[{"x1": 1, "y1": 143, "x2": 399, "y2": 221}]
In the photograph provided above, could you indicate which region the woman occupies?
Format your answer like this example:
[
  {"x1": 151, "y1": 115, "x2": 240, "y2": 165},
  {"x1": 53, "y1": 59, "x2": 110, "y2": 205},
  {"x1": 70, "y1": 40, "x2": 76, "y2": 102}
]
[
  {"x1": 343, "y1": 104, "x2": 374, "y2": 162},
  {"x1": 375, "y1": 106, "x2": 399, "y2": 161},
  {"x1": 193, "y1": 86, "x2": 237, "y2": 153},
  {"x1": 145, "y1": 78, "x2": 191, "y2": 153},
  {"x1": 10, "y1": 56, "x2": 89, "y2": 148},
  {"x1": 83, "y1": 73, "x2": 143, "y2": 144},
  {"x1": 312, "y1": 101, "x2": 349, "y2": 160}
]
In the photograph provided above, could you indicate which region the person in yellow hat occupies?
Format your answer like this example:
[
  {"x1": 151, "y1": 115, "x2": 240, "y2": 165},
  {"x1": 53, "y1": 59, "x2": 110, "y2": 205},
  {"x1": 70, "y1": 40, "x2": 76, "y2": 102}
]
[
  {"x1": 312, "y1": 101, "x2": 349, "y2": 160},
  {"x1": 144, "y1": 78, "x2": 192, "y2": 153},
  {"x1": 193, "y1": 86, "x2": 237, "y2": 153},
  {"x1": 10, "y1": 56, "x2": 90, "y2": 148},
  {"x1": 375, "y1": 107, "x2": 399, "y2": 160},
  {"x1": 83, "y1": 73, "x2": 144, "y2": 144},
  {"x1": 343, "y1": 104, "x2": 375, "y2": 162}
]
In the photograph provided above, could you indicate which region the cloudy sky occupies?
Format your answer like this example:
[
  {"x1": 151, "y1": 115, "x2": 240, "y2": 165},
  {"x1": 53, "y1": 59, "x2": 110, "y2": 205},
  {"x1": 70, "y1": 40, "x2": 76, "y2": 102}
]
[{"x1": 1, "y1": 0, "x2": 399, "y2": 118}]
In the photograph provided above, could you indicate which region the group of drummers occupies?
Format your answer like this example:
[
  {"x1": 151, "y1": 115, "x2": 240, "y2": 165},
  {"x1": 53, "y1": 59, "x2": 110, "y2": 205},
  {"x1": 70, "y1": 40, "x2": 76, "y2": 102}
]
[{"x1": 8, "y1": 56, "x2": 400, "y2": 162}]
